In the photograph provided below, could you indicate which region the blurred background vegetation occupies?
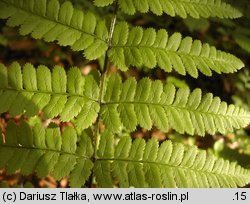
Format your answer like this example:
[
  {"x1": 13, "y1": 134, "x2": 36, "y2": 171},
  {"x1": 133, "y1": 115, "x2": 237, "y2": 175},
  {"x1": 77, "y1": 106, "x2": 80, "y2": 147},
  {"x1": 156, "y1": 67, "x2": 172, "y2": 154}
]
[{"x1": 0, "y1": 0, "x2": 250, "y2": 187}]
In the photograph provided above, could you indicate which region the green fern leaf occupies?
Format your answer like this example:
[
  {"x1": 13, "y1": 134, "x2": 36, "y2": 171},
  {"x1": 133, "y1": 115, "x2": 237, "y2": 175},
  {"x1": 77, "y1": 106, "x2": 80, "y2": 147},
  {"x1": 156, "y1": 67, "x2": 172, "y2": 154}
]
[
  {"x1": 94, "y1": 0, "x2": 242, "y2": 19},
  {"x1": 101, "y1": 75, "x2": 250, "y2": 135},
  {"x1": 0, "y1": 0, "x2": 108, "y2": 60},
  {"x1": 0, "y1": 121, "x2": 94, "y2": 187},
  {"x1": 95, "y1": 132, "x2": 250, "y2": 188},
  {"x1": 94, "y1": 131, "x2": 114, "y2": 187},
  {"x1": 0, "y1": 62, "x2": 99, "y2": 132},
  {"x1": 109, "y1": 22, "x2": 244, "y2": 77},
  {"x1": 234, "y1": 34, "x2": 250, "y2": 54},
  {"x1": 94, "y1": 0, "x2": 114, "y2": 7}
]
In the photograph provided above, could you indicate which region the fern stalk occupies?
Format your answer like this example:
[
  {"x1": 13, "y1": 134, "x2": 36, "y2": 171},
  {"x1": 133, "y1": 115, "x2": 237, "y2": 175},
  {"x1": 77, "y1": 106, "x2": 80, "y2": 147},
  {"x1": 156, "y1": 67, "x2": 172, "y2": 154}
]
[{"x1": 91, "y1": 0, "x2": 119, "y2": 187}]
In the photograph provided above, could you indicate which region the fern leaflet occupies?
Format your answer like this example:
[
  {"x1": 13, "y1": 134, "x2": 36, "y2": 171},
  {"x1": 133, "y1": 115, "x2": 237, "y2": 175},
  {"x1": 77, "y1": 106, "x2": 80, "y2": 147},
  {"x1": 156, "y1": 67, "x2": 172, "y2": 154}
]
[
  {"x1": 234, "y1": 34, "x2": 250, "y2": 54},
  {"x1": 101, "y1": 74, "x2": 250, "y2": 135},
  {"x1": 94, "y1": 132, "x2": 250, "y2": 187},
  {"x1": 0, "y1": 0, "x2": 108, "y2": 60},
  {"x1": 94, "y1": 0, "x2": 242, "y2": 19},
  {"x1": 0, "y1": 121, "x2": 94, "y2": 187},
  {"x1": 108, "y1": 22, "x2": 244, "y2": 77},
  {"x1": 0, "y1": 62, "x2": 99, "y2": 132}
]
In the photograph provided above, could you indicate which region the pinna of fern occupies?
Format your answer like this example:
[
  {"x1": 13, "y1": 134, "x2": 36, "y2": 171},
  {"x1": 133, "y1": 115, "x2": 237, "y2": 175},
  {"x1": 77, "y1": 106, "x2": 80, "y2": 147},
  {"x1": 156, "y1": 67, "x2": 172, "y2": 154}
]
[
  {"x1": 101, "y1": 74, "x2": 250, "y2": 135},
  {"x1": 0, "y1": 62, "x2": 100, "y2": 133},
  {"x1": 0, "y1": 121, "x2": 93, "y2": 187},
  {"x1": 109, "y1": 22, "x2": 244, "y2": 78},
  {"x1": 94, "y1": 0, "x2": 243, "y2": 19}
]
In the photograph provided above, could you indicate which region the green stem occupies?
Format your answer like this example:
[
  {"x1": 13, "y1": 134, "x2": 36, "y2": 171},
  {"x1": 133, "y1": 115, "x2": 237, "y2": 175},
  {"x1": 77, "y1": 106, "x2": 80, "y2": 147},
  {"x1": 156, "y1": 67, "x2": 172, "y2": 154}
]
[
  {"x1": 89, "y1": 1, "x2": 119, "y2": 187},
  {"x1": 98, "y1": 0, "x2": 119, "y2": 101}
]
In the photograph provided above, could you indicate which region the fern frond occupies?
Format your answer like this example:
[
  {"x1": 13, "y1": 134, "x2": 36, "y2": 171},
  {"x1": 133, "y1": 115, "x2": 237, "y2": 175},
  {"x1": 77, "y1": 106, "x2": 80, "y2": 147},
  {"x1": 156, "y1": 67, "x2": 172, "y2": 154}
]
[
  {"x1": 108, "y1": 22, "x2": 244, "y2": 77},
  {"x1": 0, "y1": 121, "x2": 94, "y2": 187},
  {"x1": 94, "y1": 132, "x2": 250, "y2": 188},
  {"x1": 0, "y1": 0, "x2": 108, "y2": 60},
  {"x1": 94, "y1": 0, "x2": 242, "y2": 19},
  {"x1": 101, "y1": 75, "x2": 250, "y2": 135},
  {"x1": 0, "y1": 62, "x2": 99, "y2": 132},
  {"x1": 234, "y1": 34, "x2": 250, "y2": 54},
  {"x1": 94, "y1": 0, "x2": 114, "y2": 7}
]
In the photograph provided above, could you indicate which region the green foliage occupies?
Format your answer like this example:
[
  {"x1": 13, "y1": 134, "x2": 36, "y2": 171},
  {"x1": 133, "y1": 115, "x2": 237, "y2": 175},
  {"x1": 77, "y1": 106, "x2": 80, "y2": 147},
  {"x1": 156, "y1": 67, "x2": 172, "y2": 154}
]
[
  {"x1": 94, "y1": 132, "x2": 250, "y2": 187},
  {"x1": 183, "y1": 17, "x2": 210, "y2": 32},
  {"x1": 94, "y1": 0, "x2": 242, "y2": 18},
  {"x1": 1, "y1": 123, "x2": 250, "y2": 188},
  {"x1": 109, "y1": 22, "x2": 244, "y2": 77},
  {"x1": 0, "y1": 121, "x2": 93, "y2": 187},
  {"x1": 0, "y1": 0, "x2": 250, "y2": 188},
  {"x1": 1, "y1": 63, "x2": 249, "y2": 136},
  {"x1": 0, "y1": 0, "x2": 244, "y2": 78},
  {"x1": 232, "y1": 69, "x2": 250, "y2": 110},
  {"x1": 0, "y1": 62, "x2": 99, "y2": 132},
  {"x1": 101, "y1": 74, "x2": 250, "y2": 135},
  {"x1": 0, "y1": 0, "x2": 108, "y2": 59},
  {"x1": 234, "y1": 34, "x2": 250, "y2": 54}
]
